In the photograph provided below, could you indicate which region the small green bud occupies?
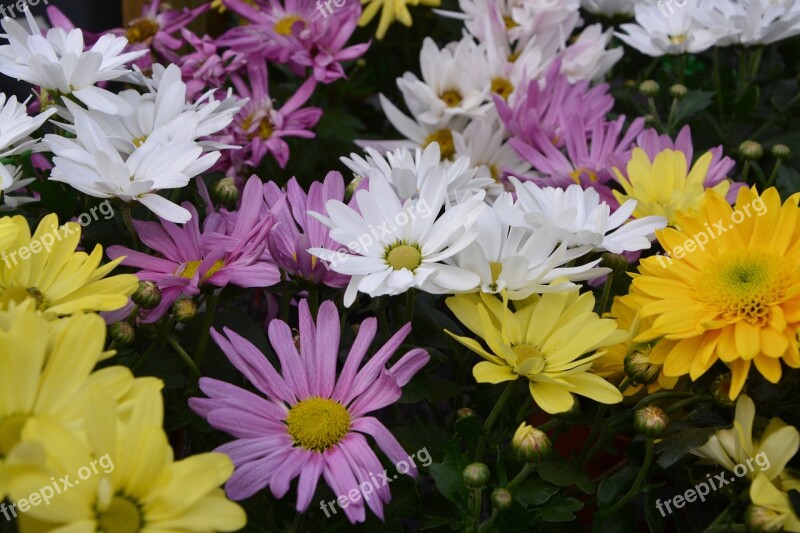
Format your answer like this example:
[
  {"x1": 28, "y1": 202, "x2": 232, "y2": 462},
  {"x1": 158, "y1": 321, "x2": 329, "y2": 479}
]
[
  {"x1": 172, "y1": 298, "x2": 198, "y2": 323},
  {"x1": 211, "y1": 177, "x2": 239, "y2": 207},
  {"x1": 669, "y1": 84, "x2": 688, "y2": 99},
  {"x1": 739, "y1": 140, "x2": 764, "y2": 161},
  {"x1": 639, "y1": 80, "x2": 660, "y2": 97},
  {"x1": 491, "y1": 488, "x2": 513, "y2": 510},
  {"x1": 109, "y1": 321, "x2": 135, "y2": 346},
  {"x1": 132, "y1": 281, "x2": 162, "y2": 309},
  {"x1": 624, "y1": 348, "x2": 660, "y2": 385},
  {"x1": 634, "y1": 406, "x2": 669, "y2": 438},
  {"x1": 456, "y1": 407, "x2": 476, "y2": 420},
  {"x1": 463, "y1": 463, "x2": 490, "y2": 488},
  {"x1": 771, "y1": 144, "x2": 791, "y2": 159},
  {"x1": 512, "y1": 422, "x2": 551, "y2": 463},
  {"x1": 600, "y1": 252, "x2": 629, "y2": 275}
]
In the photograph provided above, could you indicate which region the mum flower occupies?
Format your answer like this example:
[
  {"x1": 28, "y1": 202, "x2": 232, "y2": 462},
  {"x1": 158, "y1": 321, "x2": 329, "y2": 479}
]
[
  {"x1": 360, "y1": 0, "x2": 440, "y2": 39},
  {"x1": 625, "y1": 187, "x2": 800, "y2": 399},
  {"x1": 189, "y1": 300, "x2": 430, "y2": 523},
  {"x1": 748, "y1": 473, "x2": 800, "y2": 532},
  {"x1": 445, "y1": 291, "x2": 626, "y2": 414},
  {"x1": 0, "y1": 214, "x2": 137, "y2": 315},
  {"x1": 0, "y1": 8, "x2": 146, "y2": 114},
  {"x1": 695, "y1": 0, "x2": 800, "y2": 47},
  {"x1": 0, "y1": 93, "x2": 56, "y2": 158}
]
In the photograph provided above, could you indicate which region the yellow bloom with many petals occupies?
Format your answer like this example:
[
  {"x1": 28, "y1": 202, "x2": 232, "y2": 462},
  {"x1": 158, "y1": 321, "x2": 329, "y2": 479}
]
[
  {"x1": 613, "y1": 148, "x2": 730, "y2": 225},
  {"x1": 626, "y1": 186, "x2": 800, "y2": 399},
  {"x1": 359, "y1": 0, "x2": 440, "y2": 40},
  {"x1": 445, "y1": 291, "x2": 626, "y2": 414},
  {"x1": 0, "y1": 214, "x2": 137, "y2": 316},
  {"x1": 748, "y1": 473, "x2": 800, "y2": 532}
]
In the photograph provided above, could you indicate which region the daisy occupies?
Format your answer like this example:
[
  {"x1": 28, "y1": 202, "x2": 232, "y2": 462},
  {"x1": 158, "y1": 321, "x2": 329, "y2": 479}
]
[
  {"x1": 748, "y1": 474, "x2": 800, "y2": 532},
  {"x1": 694, "y1": 0, "x2": 800, "y2": 47},
  {"x1": 45, "y1": 101, "x2": 220, "y2": 223},
  {"x1": 308, "y1": 171, "x2": 484, "y2": 306},
  {"x1": 0, "y1": 93, "x2": 56, "y2": 158},
  {"x1": 359, "y1": 0, "x2": 441, "y2": 39},
  {"x1": 177, "y1": 30, "x2": 248, "y2": 101},
  {"x1": 0, "y1": 8, "x2": 147, "y2": 114},
  {"x1": 626, "y1": 187, "x2": 800, "y2": 399},
  {"x1": 445, "y1": 290, "x2": 626, "y2": 414},
  {"x1": 557, "y1": 23, "x2": 623, "y2": 83},
  {"x1": 189, "y1": 300, "x2": 430, "y2": 523},
  {"x1": 0, "y1": 164, "x2": 36, "y2": 210}
]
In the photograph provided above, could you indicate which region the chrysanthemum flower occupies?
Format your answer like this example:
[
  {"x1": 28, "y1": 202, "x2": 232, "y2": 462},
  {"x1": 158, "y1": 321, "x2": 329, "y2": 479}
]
[
  {"x1": 360, "y1": 0, "x2": 441, "y2": 40},
  {"x1": 626, "y1": 187, "x2": 800, "y2": 399},
  {"x1": 445, "y1": 291, "x2": 626, "y2": 414},
  {"x1": 612, "y1": 147, "x2": 732, "y2": 225},
  {"x1": 189, "y1": 300, "x2": 429, "y2": 523},
  {"x1": 748, "y1": 473, "x2": 800, "y2": 532},
  {"x1": 0, "y1": 93, "x2": 56, "y2": 158},
  {"x1": 0, "y1": 214, "x2": 137, "y2": 316}
]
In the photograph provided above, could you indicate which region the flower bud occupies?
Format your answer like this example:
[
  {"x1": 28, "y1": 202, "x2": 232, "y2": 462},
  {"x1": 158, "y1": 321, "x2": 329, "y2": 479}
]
[
  {"x1": 457, "y1": 407, "x2": 476, "y2": 420},
  {"x1": 172, "y1": 298, "x2": 198, "y2": 323},
  {"x1": 512, "y1": 422, "x2": 551, "y2": 463},
  {"x1": 739, "y1": 140, "x2": 764, "y2": 161},
  {"x1": 745, "y1": 504, "x2": 782, "y2": 532},
  {"x1": 624, "y1": 348, "x2": 660, "y2": 385},
  {"x1": 711, "y1": 373, "x2": 736, "y2": 407},
  {"x1": 669, "y1": 84, "x2": 688, "y2": 99},
  {"x1": 211, "y1": 177, "x2": 239, "y2": 207},
  {"x1": 771, "y1": 144, "x2": 791, "y2": 160},
  {"x1": 132, "y1": 281, "x2": 162, "y2": 309},
  {"x1": 109, "y1": 321, "x2": 135, "y2": 346},
  {"x1": 643, "y1": 114, "x2": 657, "y2": 128},
  {"x1": 345, "y1": 175, "x2": 363, "y2": 201},
  {"x1": 639, "y1": 80, "x2": 660, "y2": 97},
  {"x1": 634, "y1": 406, "x2": 669, "y2": 438},
  {"x1": 491, "y1": 488, "x2": 513, "y2": 510},
  {"x1": 600, "y1": 252, "x2": 629, "y2": 275},
  {"x1": 463, "y1": 463, "x2": 490, "y2": 488}
]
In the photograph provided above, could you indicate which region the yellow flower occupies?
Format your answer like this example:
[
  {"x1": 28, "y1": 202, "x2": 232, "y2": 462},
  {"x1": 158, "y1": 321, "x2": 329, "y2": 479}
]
[
  {"x1": 612, "y1": 148, "x2": 730, "y2": 225},
  {"x1": 626, "y1": 186, "x2": 800, "y2": 399},
  {"x1": 0, "y1": 217, "x2": 18, "y2": 252},
  {"x1": 359, "y1": 0, "x2": 441, "y2": 40},
  {"x1": 593, "y1": 297, "x2": 679, "y2": 396},
  {"x1": 691, "y1": 395, "x2": 799, "y2": 482},
  {"x1": 445, "y1": 291, "x2": 626, "y2": 414},
  {"x1": 748, "y1": 474, "x2": 800, "y2": 532},
  {"x1": 0, "y1": 214, "x2": 137, "y2": 316},
  {"x1": 8, "y1": 382, "x2": 246, "y2": 532}
]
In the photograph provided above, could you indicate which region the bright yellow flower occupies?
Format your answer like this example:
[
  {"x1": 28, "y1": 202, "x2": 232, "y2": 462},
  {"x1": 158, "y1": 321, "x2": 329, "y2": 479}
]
[
  {"x1": 8, "y1": 381, "x2": 246, "y2": 532},
  {"x1": 0, "y1": 214, "x2": 137, "y2": 316},
  {"x1": 612, "y1": 148, "x2": 730, "y2": 225},
  {"x1": 445, "y1": 291, "x2": 626, "y2": 414},
  {"x1": 626, "y1": 186, "x2": 800, "y2": 399},
  {"x1": 359, "y1": 0, "x2": 441, "y2": 40},
  {"x1": 748, "y1": 473, "x2": 800, "y2": 532},
  {"x1": 0, "y1": 217, "x2": 18, "y2": 252}
]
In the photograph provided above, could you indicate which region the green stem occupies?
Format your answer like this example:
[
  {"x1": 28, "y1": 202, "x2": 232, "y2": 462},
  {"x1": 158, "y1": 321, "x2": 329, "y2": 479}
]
[
  {"x1": 478, "y1": 509, "x2": 499, "y2": 533},
  {"x1": 712, "y1": 47, "x2": 725, "y2": 126},
  {"x1": 633, "y1": 390, "x2": 696, "y2": 411},
  {"x1": 598, "y1": 273, "x2": 615, "y2": 315},
  {"x1": 167, "y1": 334, "x2": 201, "y2": 380},
  {"x1": 702, "y1": 505, "x2": 733, "y2": 533},
  {"x1": 194, "y1": 292, "x2": 217, "y2": 368},
  {"x1": 665, "y1": 394, "x2": 712, "y2": 415},
  {"x1": 578, "y1": 404, "x2": 608, "y2": 467},
  {"x1": 766, "y1": 160, "x2": 783, "y2": 187},
  {"x1": 471, "y1": 488, "x2": 483, "y2": 533},
  {"x1": 308, "y1": 284, "x2": 319, "y2": 319},
  {"x1": 601, "y1": 439, "x2": 654, "y2": 516},
  {"x1": 741, "y1": 160, "x2": 752, "y2": 183},
  {"x1": 474, "y1": 381, "x2": 518, "y2": 461},
  {"x1": 646, "y1": 98, "x2": 666, "y2": 133},
  {"x1": 405, "y1": 288, "x2": 415, "y2": 324},
  {"x1": 506, "y1": 463, "x2": 535, "y2": 491},
  {"x1": 121, "y1": 206, "x2": 141, "y2": 250},
  {"x1": 280, "y1": 290, "x2": 292, "y2": 322}
]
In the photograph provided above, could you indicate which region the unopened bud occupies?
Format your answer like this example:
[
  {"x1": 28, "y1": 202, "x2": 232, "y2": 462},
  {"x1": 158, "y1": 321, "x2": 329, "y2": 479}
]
[
  {"x1": 512, "y1": 422, "x2": 551, "y2": 463},
  {"x1": 132, "y1": 281, "x2": 162, "y2": 309},
  {"x1": 745, "y1": 504, "x2": 782, "y2": 532},
  {"x1": 771, "y1": 144, "x2": 791, "y2": 159},
  {"x1": 639, "y1": 80, "x2": 660, "y2": 98},
  {"x1": 109, "y1": 321, "x2": 135, "y2": 346},
  {"x1": 457, "y1": 407, "x2": 476, "y2": 420},
  {"x1": 211, "y1": 177, "x2": 239, "y2": 207},
  {"x1": 345, "y1": 175, "x2": 363, "y2": 201},
  {"x1": 624, "y1": 348, "x2": 660, "y2": 385},
  {"x1": 634, "y1": 406, "x2": 669, "y2": 438},
  {"x1": 463, "y1": 463, "x2": 490, "y2": 488},
  {"x1": 711, "y1": 373, "x2": 736, "y2": 407},
  {"x1": 669, "y1": 84, "x2": 688, "y2": 99},
  {"x1": 643, "y1": 114, "x2": 657, "y2": 127},
  {"x1": 491, "y1": 488, "x2": 513, "y2": 510},
  {"x1": 739, "y1": 140, "x2": 764, "y2": 161},
  {"x1": 600, "y1": 253, "x2": 629, "y2": 275},
  {"x1": 172, "y1": 298, "x2": 198, "y2": 323}
]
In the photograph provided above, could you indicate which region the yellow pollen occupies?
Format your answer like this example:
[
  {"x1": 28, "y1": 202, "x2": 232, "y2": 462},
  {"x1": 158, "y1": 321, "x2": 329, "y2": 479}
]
[
  {"x1": 125, "y1": 18, "x2": 160, "y2": 44},
  {"x1": 423, "y1": 129, "x2": 455, "y2": 160},
  {"x1": 132, "y1": 135, "x2": 148, "y2": 148},
  {"x1": 491, "y1": 78, "x2": 514, "y2": 101},
  {"x1": 569, "y1": 168, "x2": 599, "y2": 184},
  {"x1": 489, "y1": 261, "x2": 503, "y2": 285},
  {"x1": 97, "y1": 496, "x2": 142, "y2": 533},
  {"x1": 503, "y1": 16, "x2": 518, "y2": 30},
  {"x1": 179, "y1": 259, "x2": 226, "y2": 282},
  {"x1": 508, "y1": 51, "x2": 520, "y2": 63},
  {"x1": 0, "y1": 286, "x2": 46, "y2": 311},
  {"x1": 386, "y1": 244, "x2": 422, "y2": 271},
  {"x1": 242, "y1": 114, "x2": 274, "y2": 140},
  {"x1": 440, "y1": 89, "x2": 463, "y2": 107},
  {"x1": 275, "y1": 15, "x2": 304, "y2": 36},
  {"x1": 669, "y1": 34, "x2": 687, "y2": 45},
  {"x1": 286, "y1": 397, "x2": 351, "y2": 452}
]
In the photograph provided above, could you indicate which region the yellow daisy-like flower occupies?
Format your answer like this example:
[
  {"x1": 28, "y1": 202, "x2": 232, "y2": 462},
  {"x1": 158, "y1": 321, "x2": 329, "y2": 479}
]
[
  {"x1": 445, "y1": 291, "x2": 626, "y2": 414},
  {"x1": 8, "y1": 382, "x2": 246, "y2": 532},
  {"x1": 0, "y1": 214, "x2": 137, "y2": 316},
  {"x1": 359, "y1": 0, "x2": 441, "y2": 40},
  {"x1": 626, "y1": 186, "x2": 800, "y2": 399},
  {"x1": 748, "y1": 473, "x2": 800, "y2": 532},
  {"x1": 593, "y1": 297, "x2": 679, "y2": 396},
  {"x1": 612, "y1": 148, "x2": 730, "y2": 225},
  {"x1": 0, "y1": 217, "x2": 18, "y2": 252}
]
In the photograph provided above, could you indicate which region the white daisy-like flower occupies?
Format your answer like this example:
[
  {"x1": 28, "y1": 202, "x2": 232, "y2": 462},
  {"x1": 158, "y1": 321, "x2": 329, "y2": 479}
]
[
  {"x1": 694, "y1": 0, "x2": 800, "y2": 47},
  {"x1": 45, "y1": 101, "x2": 220, "y2": 223},
  {"x1": 615, "y1": 3, "x2": 726, "y2": 57},
  {"x1": 558, "y1": 24, "x2": 622, "y2": 83},
  {"x1": 502, "y1": 178, "x2": 667, "y2": 254},
  {"x1": 396, "y1": 36, "x2": 491, "y2": 126},
  {"x1": 341, "y1": 142, "x2": 494, "y2": 203},
  {"x1": 0, "y1": 93, "x2": 56, "y2": 157},
  {"x1": 580, "y1": 0, "x2": 635, "y2": 17},
  {"x1": 449, "y1": 193, "x2": 607, "y2": 299},
  {"x1": 308, "y1": 173, "x2": 484, "y2": 307},
  {"x1": 0, "y1": 164, "x2": 35, "y2": 210},
  {"x1": 507, "y1": 0, "x2": 582, "y2": 46},
  {"x1": 0, "y1": 9, "x2": 146, "y2": 114}
]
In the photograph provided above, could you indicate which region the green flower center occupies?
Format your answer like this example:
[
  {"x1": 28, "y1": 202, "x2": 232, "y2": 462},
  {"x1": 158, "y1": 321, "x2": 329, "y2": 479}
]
[
  {"x1": 286, "y1": 397, "x2": 351, "y2": 452},
  {"x1": 97, "y1": 496, "x2": 142, "y2": 533},
  {"x1": 386, "y1": 244, "x2": 422, "y2": 272}
]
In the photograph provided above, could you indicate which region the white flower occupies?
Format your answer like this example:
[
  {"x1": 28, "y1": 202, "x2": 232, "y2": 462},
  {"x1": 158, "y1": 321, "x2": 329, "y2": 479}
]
[
  {"x1": 0, "y1": 9, "x2": 146, "y2": 114},
  {"x1": 694, "y1": 0, "x2": 800, "y2": 47},
  {"x1": 502, "y1": 178, "x2": 667, "y2": 254},
  {"x1": 396, "y1": 36, "x2": 491, "y2": 126},
  {"x1": 45, "y1": 101, "x2": 220, "y2": 223},
  {"x1": 0, "y1": 164, "x2": 35, "y2": 210},
  {"x1": 0, "y1": 93, "x2": 55, "y2": 157},
  {"x1": 449, "y1": 193, "x2": 607, "y2": 298},
  {"x1": 308, "y1": 173, "x2": 484, "y2": 306},
  {"x1": 580, "y1": 0, "x2": 635, "y2": 17},
  {"x1": 507, "y1": 0, "x2": 582, "y2": 46},
  {"x1": 615, "y1": 3, "x2": 726, "y2": 57},
  {"x1": 558, "y1": 24, "x2": 622, "y2": 83}
]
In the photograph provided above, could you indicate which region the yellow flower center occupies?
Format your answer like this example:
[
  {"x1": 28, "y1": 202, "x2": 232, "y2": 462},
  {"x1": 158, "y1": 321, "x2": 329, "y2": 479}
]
[
  {"x1": 511, "y1": 344, "x2": 545, "y2": 375},
  {"x1": 423, "y1": 129, "x2": 455, "y2": 160},
  {"x1": 275, "y1": 15, "x2": 304, "y2": 36},
  {"x1": 440, "y1": 89, "x2": 463, "y2": 107},
  {"x1": 242, "y1": 114, "x2": 274, "y2": 140},
  {"x1": 491, "y1": 78, "x2": 514, "y2": 101},
  {"x1": 386, "y1": 244, "x2": 422, "y2": 271},
  {"x1": 569, "y1": 168, "x2": 599, "y2": 184},
  {"x1": 508, "y1": 51, "x2": 520, "y2": 63},
  {"x1": 503, "y1": 16, "x2": 518, "y2": 30},
  {"x1": 489, "y1": 261, "x2": 503, "y2": 285},
  {"x1": 132, "y1": 135, "x2": 148, "y2": 148},
  {"x1": 0, "y1": 286, "x2": 46, "y2": 311},
  {"x1": 669, "y1": 34, "x2": 687, "y2": 45},
  {"x1": 126, "y1": 18, "x2": 160, "y2": 44},
  {"x1": 0, "y1": 414, "x2": 27, "y2": 456},
  {"x1": 699, "y1": 250, "x2": 791, "y2": 326},
  {"x1": 178, "y1": 259, "x2": 226, "y2": 282},
  {"x1": 97, "y1": 496, "x2": 142, "y2": 533},
  {"x1": 286, "y1": 397, "x2": 351, "y2": 452}
]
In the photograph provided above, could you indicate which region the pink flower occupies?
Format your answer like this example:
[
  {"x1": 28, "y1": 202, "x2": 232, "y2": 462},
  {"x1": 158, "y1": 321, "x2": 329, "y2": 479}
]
[
  {"x1": 177, "y1": 30, "x2": 247, "y2": 101},
  {"x1": 189, "y1": 299, "x2": 429, "y2": 523}
]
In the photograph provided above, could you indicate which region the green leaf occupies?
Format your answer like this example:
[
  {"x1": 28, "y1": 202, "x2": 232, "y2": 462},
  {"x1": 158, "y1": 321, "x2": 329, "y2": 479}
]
[
  {"x1": 454, "y1": 415, "x2": 484, "y2": 439},
  {"x1": 429, "y1": 456, "x2": 468, "y2": 506},
  {"x1": 644, "y1": 491, "x2": 666, "y2": 533},
  {"x1": 788, "y1": 489, "x2": 800, "y2": 520},
  {"x1": 655, "y1": 427, "x2": 717, "y2": 469},
  {"x1": 537, "y1": 496, "x2": 584, "y2": 522},
  {"x1": 400, "y1": 374, "x2": 461, "y2": 403},
  {"x1": 514, "y1": 478, "x2": 559, "y2": 507},
  {"x1": 778, "y1": 165, "x2": 800, "y2": 196},
  {"x1": 536, "y1": 460, "x2": 595, "y2": 494},
  {"x1": 597, "y1": 466, "x2": 639, "y2": 509},
  {"x1": 672, "y1": 91, "x2": 715, "y2": 126}
]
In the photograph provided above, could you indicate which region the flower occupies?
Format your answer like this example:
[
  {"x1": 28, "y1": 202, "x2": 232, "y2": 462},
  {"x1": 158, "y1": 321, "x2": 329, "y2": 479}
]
[
  {"x1": 107, "y1": 177, "x2": 280, "y2": 322},
  {"x1": 189, "y1": 299, "x2": 430, "y2": 523},
  {"x1": 445, "y1": 291, "x2": 626, "y2": 414},
  {"x1": 0, "y1": 165, "x2": 37, "y2": 210},
  {"x1": 625, "y1": 187, "x2": 800, "y2": 399},
  {"x1": 503, "y1": 178, "x2": 668, "y2": 254},
  {"x1": 692, "y1": 395, "x2": 799, "y2": 482},
  {"x1": 557, "y1": 23, "x2": 623, "y2": 83},
  {"x1": 748, "y1": 474, "x2": 800, "y2": 532},
  {"x1": 0, "y1": 93, "x2": 56, "y2": 157},
  {"x1": 308, "y1": 170, "x2": 484, "y2": 307},
  {"x1": 45, "y1": 101, "x2": 220, "y2": 223},
  {"x1": 612, "y1": 147, "x2": 732, "y2": 224},
  {"x1": 695, "y1": 0, "x2": 800, "y2": 47},
  {"x1": 360, "y1": 0, "x2": 441, "y2": 39},
  {"x1": 0, "y1": 214, "x2": 137, "y2": 315},
  {"x1": 580, "y1": 0, "x2": 635, "y2": 17},
  {"x1": 177, "y1": 30, "x2": 247, "y2": 101},
  {"x1": 0, "y1": 9, "x2": 146, "y2": 114}
]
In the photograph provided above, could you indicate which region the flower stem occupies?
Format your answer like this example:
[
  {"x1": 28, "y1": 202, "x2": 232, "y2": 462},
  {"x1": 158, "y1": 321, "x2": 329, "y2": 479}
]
[
  {"x1": 405, "y1": 288, "x2": 416, "y2": 324},
  {"x1": 167, "y1": 334, "x2": 201, "y2": 381},
  {"x1": 506, "y1": 463, "x2": 535, "y2": 491},
  {"x1": 470, "y1": 488, "x2": 483, "y2": 533},
  {"x1": 601, "y1": 438, "x2": 654, "y2": 516},
  {"x1": 194, "y1": 292, "x2": 217, "y2": 368},
  {"x1": 578, "y1": 404, "x2": 608, "y2": 467},
  {"x1": 632, "y1": 390, "x2": 696, "y2": 411},
  {"x1": 766, "y1": 159, "x2": 783, "y2": 187},
  {"x1": 308, "y1": 284, "x2": 319, "y2": 319},
  {"x1": 121, "y1": 205, "x2": 141, "y2": 250},
  {"x1": 474, "y1": 380, "x2": 518, "y2": 461},
  {"x1": 598, "y1": 273, "x2": 615, "y2": 315},
  {"x1": 478, "y1": 509, "x2": 498, "y2": 533}
]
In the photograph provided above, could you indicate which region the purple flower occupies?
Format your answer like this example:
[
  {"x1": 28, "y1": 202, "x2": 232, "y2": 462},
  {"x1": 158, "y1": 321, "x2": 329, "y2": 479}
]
[
  {"x1": 189, "y1": 299, "x2": 429, "y2": 523},
  {"x1": 177, "y1": 30, "x2": 248, "y2": 102},
  {"x1": 107, "y1": 177, "x2": 280, "y2": 322},
  {"x1": 264, "y1": 171, "x2": 351, "y2": 287}
]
